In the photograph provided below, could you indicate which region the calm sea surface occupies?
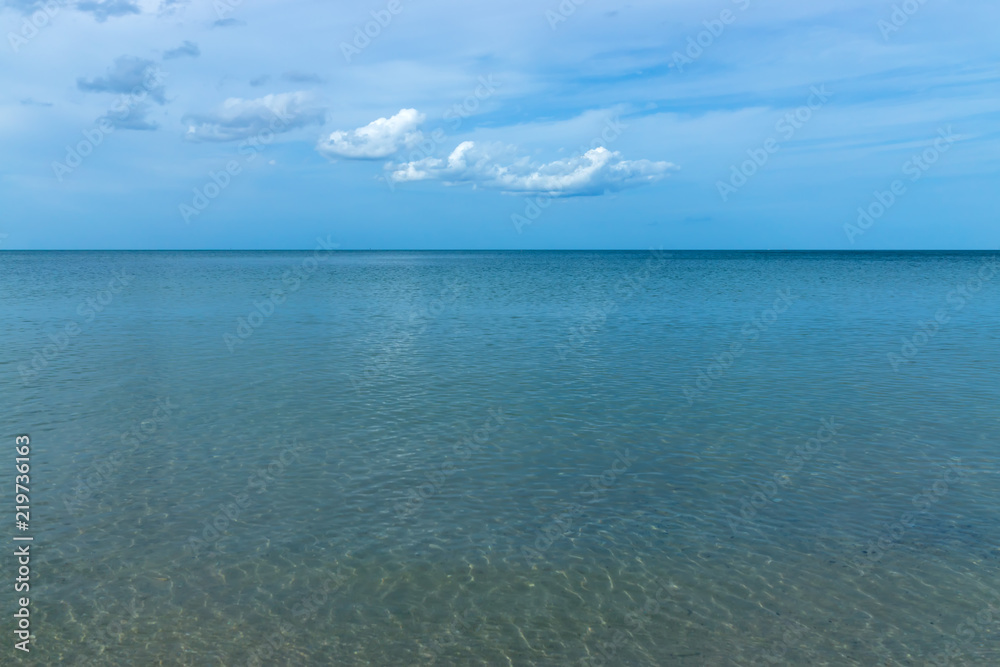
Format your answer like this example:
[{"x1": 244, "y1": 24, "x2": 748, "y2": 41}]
[{"x1": 2, "y1": 250, "x2": 1000, "y2": 665}]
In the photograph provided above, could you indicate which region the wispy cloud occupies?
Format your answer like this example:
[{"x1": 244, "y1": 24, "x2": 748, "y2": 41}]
[
  {"x1": 183, "y1": 92, "x2": 325, "y2": 142},
  {"x1": 163, "y1": 41, "x2": 200, "y2": 60},
  {"x1": 3, "y1": 0, "x2": 59, "y2": 12},
  {"x1": 101, "y1": 101, "x2": 159, "y2": 131},
  {"x1": 77, "y1": 56, "x2": 167, "y2": 104},
  {"x1": 211, "y1": 17, "x2": 244, "y2": 28},
  {"x1": 282, "y1": 71, "x2": 325, "y2": 84},
  {"x1": 76, "y1": 0, "x2": 140, "y2": 22}
]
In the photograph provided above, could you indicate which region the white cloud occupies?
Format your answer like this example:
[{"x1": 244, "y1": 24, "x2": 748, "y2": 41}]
[
  {"x1": 182, "y1": 92, "x2": 325, "y2": 142},
  {"x1": 387, "y1": 142, "x2": 676, "y2": 196},
  {"x1": 317, "y1": 108, "x2": 425, "y2": 160}
]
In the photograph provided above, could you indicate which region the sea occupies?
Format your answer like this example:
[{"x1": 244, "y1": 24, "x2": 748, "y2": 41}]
[{"x1": 2, "y1": 250, "x2": 999, "y2": 665}]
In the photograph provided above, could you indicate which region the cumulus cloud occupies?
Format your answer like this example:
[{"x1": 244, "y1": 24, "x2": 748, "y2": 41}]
[
  {"x1": 76, "y1": 0, "x2": 140, "y2": 21},
  {"x1": 77, "y1": 56, "x2": 167, "y2": 104},
  {"x1": 317, "y1": 108, "x2": 425, "y2": 160},
  {"x1": 182, "y1": 92, "x2": 325, "y2": 142},
  {"x1": 164, "y1": 41, "x2": 199, "y2": 59},
  {"x1": 386, "y1": 142, "x2": 676, "y2": 196}
]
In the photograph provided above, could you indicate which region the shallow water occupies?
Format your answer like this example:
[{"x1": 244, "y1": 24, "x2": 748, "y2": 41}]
[{"x1": 3, "y1": 250, "x2": 1000, "y2": 665}]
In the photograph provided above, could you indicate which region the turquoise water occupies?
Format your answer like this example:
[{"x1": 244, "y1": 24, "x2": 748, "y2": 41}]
[{"x1": 3, "y1": 250, "x2": 1000, "y2": 665}]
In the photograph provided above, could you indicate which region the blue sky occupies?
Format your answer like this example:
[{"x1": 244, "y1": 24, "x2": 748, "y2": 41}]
[{"x1": 1, "y1": 0, "x2": 998, "y2": 249}]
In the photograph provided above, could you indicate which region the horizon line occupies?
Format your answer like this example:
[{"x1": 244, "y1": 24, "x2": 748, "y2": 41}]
[{"x1": 1, "y1": 248, "x2": 998, "y2": 253}]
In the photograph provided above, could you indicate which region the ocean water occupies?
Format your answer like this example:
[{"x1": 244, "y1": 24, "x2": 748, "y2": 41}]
[{"x1": 2, "y1": 250, "x2": 1000, "y2": 666}]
